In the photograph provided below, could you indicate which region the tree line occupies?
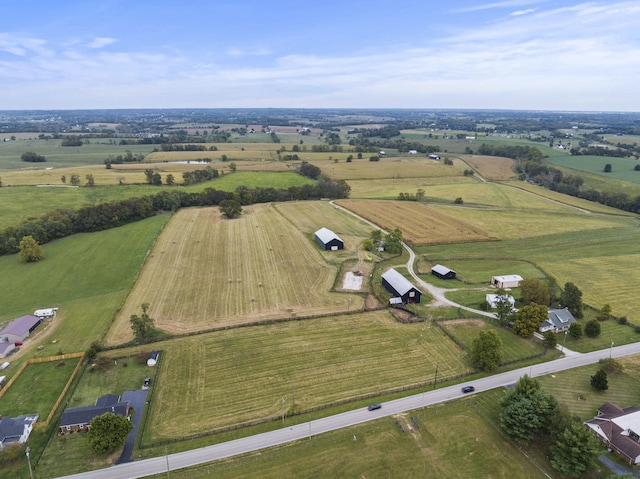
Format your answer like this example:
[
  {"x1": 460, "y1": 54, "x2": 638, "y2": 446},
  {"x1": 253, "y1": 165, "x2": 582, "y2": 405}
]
[{"x1": 0, "y1": 172, "x2": 350, "y2": 256}]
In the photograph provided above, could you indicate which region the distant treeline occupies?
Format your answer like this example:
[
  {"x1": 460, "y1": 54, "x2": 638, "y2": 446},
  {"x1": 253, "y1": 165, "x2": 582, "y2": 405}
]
[
  {"x1": 476, "y1": 143, "x2": 640, "y2": 214},
  {"x1": 0, "y1": 172, "x2": 350, "y2": 256}
]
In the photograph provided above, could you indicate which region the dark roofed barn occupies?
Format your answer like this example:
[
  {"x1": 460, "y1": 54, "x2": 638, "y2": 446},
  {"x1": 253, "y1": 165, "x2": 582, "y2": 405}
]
[
  {"x1": 381, "y1": 268, "x2": 422, "y2": 304},
  {"x1": 431, "y1": 264, "x2": 456, "y2": 280},
  {"x1": 314, "y1": 227, "x2": 344, "y2": 251}
]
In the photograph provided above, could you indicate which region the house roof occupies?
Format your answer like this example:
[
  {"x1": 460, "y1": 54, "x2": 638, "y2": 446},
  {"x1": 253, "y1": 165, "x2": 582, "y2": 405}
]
[
  {"x1": 95, "y1": 394, "x2": 120, "y2": 407},
  {"x1": 544, "y1": 308, "x2": 576, "y2": 329},
  {"x1": 314, "y1": 227, "x2": 343, "y2": 244},
  {"x1": 432, "y1": 264, "x2": 455, "y2": 275},
  {"x1": 0, "y1": 342, "x2": 15, "y2": 355},
  {"x1": 382, "y1": 268, "x2": 421, "y2": 296},
  {"x1": 0, "y1": 414, "x2": 38, "y2": 444},
  {"x1": 60, "y1": 402, "x2": 129, "y2": 428},
  {"x1": 149, "y1": 350, "x2": 159, "y2": 360},
  {"x1": 586, "y1": 403, "x2": 640, "y2": 463},
  {"x1": 0, "y1": 315, "x2": 41, "y2": 338}
]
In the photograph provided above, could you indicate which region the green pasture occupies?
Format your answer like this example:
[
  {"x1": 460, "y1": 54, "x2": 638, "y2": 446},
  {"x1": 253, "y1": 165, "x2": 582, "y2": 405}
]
[
  {"x1": 416, "y1": 224, "x2": 640, "y2": 325},
  {"x1": 544, "y1": 153, "x2": 640, "y2": 184},
  {"x1": 142, "y1": 399, "x2": 550, "y2": 479},
  {"x1": 0, "y1": 214, "x2": 170, "y2": 355},
  {"x1": 562, "y1": 315, "x2": 640, "y2": 354},
  {"x1": 0, "y1": 357, "x2": 81, "y2": 417},
  {"x1": 347, "y1": 176, "x2": 474, "y2": 199},
  {"x1": 438, "y1": 319, "x2": 546, "y2": 364},
  {"x1": 418, "y1": 258, "x2": 543, "y2": 286},
  {"x1": 0, "y1": 138, "x2": 155, "y2": 171},
  {"x1": 140, "y1": 310, "x2": 467, "y2": 441},
  {"x1": 538, "y1": 354, "x2": 640, "y2": 419}
]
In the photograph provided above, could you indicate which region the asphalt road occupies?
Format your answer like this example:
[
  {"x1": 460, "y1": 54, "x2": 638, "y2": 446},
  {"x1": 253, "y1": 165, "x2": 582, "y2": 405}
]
[{"x1": 57, "y1": 340, "x2": 640, "y2": 479}]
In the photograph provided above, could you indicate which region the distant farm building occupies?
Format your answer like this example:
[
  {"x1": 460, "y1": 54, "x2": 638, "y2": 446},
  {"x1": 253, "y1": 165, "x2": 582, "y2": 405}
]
[
  {"x1": 491, "y1": 275, "x2": 523, "y2": 289},
  {"x1": 485, "y1": 294, "x2": 515, "y2": 309},
  {"x1": 539, "y1": 308, "x2": 576, "y2": 334},
  {"x1": 431, "y1": 264, "x2": 456, "y2": 280},
  {"x1": 408, "y1": 150, "x2": 417, "y2": 155},
  {"x1": 0, "y1": 414, "x2": 38, "y2": 449},
  {"x1": 429, "y1": 154, "x2": 441, "y2": 160},
  {"x1": 381, "y1": 268, "x2": 422, "y2": 304},
  {"x1": 314, "y1": 228, "x2": 344, "y2": 251},
  {"x1": 59, "y1": 394, "x2": 130, "y2": 434},
  {"x1": 0, "y1": 315, "x2": 43, "y2": 357},
  {"x1": 147, "y1": 350, "x2": 159, "y2": 367}
]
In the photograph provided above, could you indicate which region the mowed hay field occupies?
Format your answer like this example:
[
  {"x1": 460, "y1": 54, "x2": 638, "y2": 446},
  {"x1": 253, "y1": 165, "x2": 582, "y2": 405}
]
[
  {"x1": 144, "y1": 311, "x2": 468, "y2": 439},
  {"x1": 106, "y1": 203, "x2": 362, "y2": 345},
  {"x1": 308, "y1": 157, "x2": 461, "y2": 180},
  {"x1": 335, "y1": 199, "x2": 493, "y2": 245},
  {"x1": 461, "y1": 155, "x2": 516, "y2": 180}
]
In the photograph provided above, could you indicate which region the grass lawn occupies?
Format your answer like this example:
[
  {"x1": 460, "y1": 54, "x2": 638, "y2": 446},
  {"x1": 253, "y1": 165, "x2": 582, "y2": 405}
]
[
  {"x1": 0, "y1": 357, "x2": 81, "y2": 418},
  {"x1": 439, "y1": 319, "x2": 547, "y2": 364},
  {"x1": 142, "y1": 397, "x2": 554, "y2": 479}
]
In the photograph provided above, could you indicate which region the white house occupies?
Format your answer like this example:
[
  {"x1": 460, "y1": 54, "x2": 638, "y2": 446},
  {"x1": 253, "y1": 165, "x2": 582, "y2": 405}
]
[
  {"x1": 539, "y1": 308, "x2": 576, "y2": 333},
  {"x1": 485, "y1": 294, "x2": 515, "y2": 309},
  {"x1": 491, "y1": 275, "x2": 523, "y2": 289}
]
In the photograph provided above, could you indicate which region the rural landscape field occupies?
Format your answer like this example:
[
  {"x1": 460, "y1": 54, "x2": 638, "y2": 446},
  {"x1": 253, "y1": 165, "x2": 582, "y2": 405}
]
[{"x1": 2, "y1": 108, "x2": 640, "y2": 479}]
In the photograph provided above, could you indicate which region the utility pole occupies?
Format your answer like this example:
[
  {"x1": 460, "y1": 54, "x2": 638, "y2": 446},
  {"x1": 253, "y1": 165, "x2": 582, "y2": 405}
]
[
  {"x1": 433, "y1": 363, "x2": 439, "y2": 389},
  {"x1": 26, "y1": 447, "x2": 34, "y2": 479},
  {"x1": 610, "y1": 340, "x2": 614, "y2": 359},
  {"x1": 282, "y1": 397, "x2": 285, "y2": 425}
]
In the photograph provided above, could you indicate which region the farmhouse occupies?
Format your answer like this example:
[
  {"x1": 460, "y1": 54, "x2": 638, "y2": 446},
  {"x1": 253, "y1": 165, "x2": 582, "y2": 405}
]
[
  {"x1": 485, "y1": 294, "x2": 515, "y2": 309},
  {"x1": 0, "y1": 315, "x2": 43, "y2": 346},
  {"x1": 314, "y1": 227, "x2": 344, "y2": 251},
  {"x1": 539, "y1": 308, "x2": 576, "y2": 333},
  {"x1": 59, "y1": 394, "x2": 130, "y2": 434},
  {"x1": 585, "y1": 402, "x2": 640, "y2": 465},
  {"x1": 381, "y1": 268, "x2": 422, "y2": 304},
  {"x1": 431, "y1": 264, "x2": 456, "y2": 280},
  {"x1": 491, "y1": 275, "x2": 523, "y2": 289},
  {"x1": 0, "y1": 414, "x2": 38, "y2": 450}
]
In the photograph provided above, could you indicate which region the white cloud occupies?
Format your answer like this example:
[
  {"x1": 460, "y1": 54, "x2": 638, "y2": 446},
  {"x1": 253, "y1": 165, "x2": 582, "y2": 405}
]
[
  {"x1": 226, "y1": 47, "x2": 272, "y2": 57},
  {"x1": 451, "y1": 0, "x2": 541, "y2": 14},
  {"x1": 87, "y1": 37, "x2": 117, "y2": 49},
  {"x1": 510, "y1": 8, "x2": 537, "y2": 15}
]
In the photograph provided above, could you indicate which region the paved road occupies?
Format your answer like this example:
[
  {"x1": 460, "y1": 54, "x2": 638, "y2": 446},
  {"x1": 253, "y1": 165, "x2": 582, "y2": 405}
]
[{"x1": 57, "y1": 341, "x2": 640, "y2": 479}]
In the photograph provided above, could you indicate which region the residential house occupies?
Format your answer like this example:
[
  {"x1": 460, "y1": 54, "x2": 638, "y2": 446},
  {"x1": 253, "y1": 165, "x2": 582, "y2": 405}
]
[{"x1": 585, "y1": 402, "x2": 640, "y2": 465}]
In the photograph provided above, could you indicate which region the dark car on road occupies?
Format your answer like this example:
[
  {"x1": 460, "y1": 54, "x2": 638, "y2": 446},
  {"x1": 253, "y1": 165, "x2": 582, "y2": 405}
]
[
  {"x1": 461, "y1": 386, "x2": 475, "y2": 393},
  {"x1": 367, "y1": 403, "x2": 382, "y2": 411}
]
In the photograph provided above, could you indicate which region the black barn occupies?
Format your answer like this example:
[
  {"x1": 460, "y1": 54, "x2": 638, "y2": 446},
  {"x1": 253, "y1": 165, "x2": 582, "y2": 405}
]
[
  {"x1": 315, "y1": 227, "x2": 344, "y2": 251},
  {"x1": 431, "y1": 264, "x2": 456, "y2": 280},
  {"x1": 381, "y1": 268, "x2": 422, "y2": 304}
]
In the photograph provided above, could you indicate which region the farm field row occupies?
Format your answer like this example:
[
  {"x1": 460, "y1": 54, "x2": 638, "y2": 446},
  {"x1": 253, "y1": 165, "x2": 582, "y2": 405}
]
[
  {"x1": 106, "y1": 202, "x2": 364, "y2": 345},
  {"x1": 308, "y1": 157, "x2": 461, "y2": 180}
]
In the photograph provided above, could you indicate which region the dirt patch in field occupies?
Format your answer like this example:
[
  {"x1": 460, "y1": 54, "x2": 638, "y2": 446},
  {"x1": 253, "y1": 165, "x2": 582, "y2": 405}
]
[
  {"x1": 365, "y1": 294, "x2": 384, "y2": 311},
  {"x1": 342, "y1": 271, "x2": 364, "y2": 290},
  {"x1": 389, "y1": 308, "x2": 419, "y2": 323},
  {"x1": 440, "y1": 318, "x2": 486, "y2": 327}
]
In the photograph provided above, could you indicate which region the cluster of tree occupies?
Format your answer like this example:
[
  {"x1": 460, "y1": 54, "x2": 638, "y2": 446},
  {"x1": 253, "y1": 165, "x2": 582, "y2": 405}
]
[
  {"x1": 280, "y1": 154, "x2": 299, "y2": 161},
  {"x1": 397, "y1": 189, "x2": 425, "y2": 201},
  {"x1": 160, "y1": 143, "x2": 209, "y2": 151},
  {"x1": 323, "y1": 132, "x2": 341, "y2": 145},
  {"x1": 181, "y1": 166, "x2": 220, "y2": 185},
  {"x1": 298, "y1": 161, "x2": 321, "y2": 180},
  {"x1": 476, "y1": 143, "x2": 544, "y2": 162},
  {"x1": 500, "y1": 375, "x2": 600, "y2": 477},
  {"x1": 310, "y1": 144, "x2": 344, "y2": 153},
  {"x1": 362, "y1": 228, "x2": 403, "y2": 255},
  {"x1": 104, "y1": 151, "x2": 145, "y2": 165},
  {"x1": 569, "y1": 145, "x2": 633, "y2": 158},
  {"x1": 21, "y1": 151, "x2": 46, "y2": 162},
  {"x1": 130, "y1": 302, "x2": 155, "y2": 342},
  {"x1": 348, "y1": 136, "x2": 440, "y2": 155},
  {"x1": 0, "y1": 175, "x2": 350, "y2": 256},
  {"x1": 61, "y1": 136, "x2": 84, "y2": 147},
  {"x1": 351, "y1": 125, "x2": 403, "y2": 139}
]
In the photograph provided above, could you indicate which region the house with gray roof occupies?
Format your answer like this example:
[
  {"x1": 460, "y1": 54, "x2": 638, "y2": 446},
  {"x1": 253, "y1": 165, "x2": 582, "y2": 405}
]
[
  {"x1": 381, "y1": 268, "x2": 422, "y2": 304},
  {"x1": 539, "y1": 308, "x2": 576, "y2": 333},
  {"x1": 0, "y1": 414, "x2": 38, "y2": 449},
  {"x1": 59, "y1": 394, "x2": 130, "y2": 434}
]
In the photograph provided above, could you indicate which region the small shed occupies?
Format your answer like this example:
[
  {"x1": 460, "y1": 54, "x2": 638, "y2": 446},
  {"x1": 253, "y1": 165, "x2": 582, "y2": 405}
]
[
  {"x1": 147, "y1": 350, "x2": 159, "y2": 367},
  {"x1": 381, "y1": 268, "x2": 422, "y2": 304},
  {"x1": 431, "y1": 264, "x2": 456, "y2": 280},
  {"x1": 314, "y1": 228, "x2": 344, "y2": 251},
  {"x1": 491, "y1": 275, "x2": 523, "y2": 289}
]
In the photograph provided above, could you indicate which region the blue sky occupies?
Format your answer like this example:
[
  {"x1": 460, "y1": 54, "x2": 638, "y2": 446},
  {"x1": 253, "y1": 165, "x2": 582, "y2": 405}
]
[{"x1": 1, "y1": 0, "x2": 638, "y2": 111}]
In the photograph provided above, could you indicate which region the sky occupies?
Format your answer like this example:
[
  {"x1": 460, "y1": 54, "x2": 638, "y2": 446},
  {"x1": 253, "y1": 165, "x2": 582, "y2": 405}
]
[{"x1": 0, "y1": 0, "x2": 638, "y2": 111}]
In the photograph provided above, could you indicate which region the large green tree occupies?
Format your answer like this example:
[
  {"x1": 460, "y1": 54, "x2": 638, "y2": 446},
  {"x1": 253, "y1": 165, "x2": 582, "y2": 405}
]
[
  {"x1": 21, "y1": 151, "x2": 46, "y2": 162},
  {"x1": 550, "y1": 420, "x2": 600, "y2": 477},
  {"x1": 519, "y1": 278, "x2": 550, "y2": 306},
  {"x1": 512, "y1": 303, "x2": 548, "y2": 337},
  {"x1": 19, "y1": 235, "x2": 45, "y2": 263},
  {"x1": 383, "y1": 228, "x2": 403, "y2": 254},
  {"x1": 470, "y1": 330, "x2": 503, "y2": 372},
  {"x1": 561, "y1": 282, "x2": 583, "y2": 318},
  {"x1": 87, "y1": 412, "x2": 133, "y2": 454},
  {"x1": 500, "y1": 375, "x2": 559, "y2": 444},
  {"x1": 590, "y1": 369, "x2": 608, "y2": 391},
  {"x1": 219, "y1": 199, "x2": 242, "y2": 219},
  {"x1": 130, "y1": 302, "x2": 154, "y2": 342}
]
